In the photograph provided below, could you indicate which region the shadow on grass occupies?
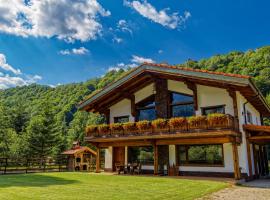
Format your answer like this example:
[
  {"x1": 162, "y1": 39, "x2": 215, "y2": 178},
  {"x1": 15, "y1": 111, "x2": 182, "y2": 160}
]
[{"x1": 0, "y1": 173, "x2": 79, "y2": 188}]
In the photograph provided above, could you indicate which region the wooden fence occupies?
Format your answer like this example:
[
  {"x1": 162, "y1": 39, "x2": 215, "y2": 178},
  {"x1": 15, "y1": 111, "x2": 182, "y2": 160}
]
[{"x1": 0, "y1": 157, "x2": 68, "y2": 175}]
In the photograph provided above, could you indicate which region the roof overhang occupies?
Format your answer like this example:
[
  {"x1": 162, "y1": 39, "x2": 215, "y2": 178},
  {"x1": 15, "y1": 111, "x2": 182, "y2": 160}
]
[{"x1": 78, "y1": 63, "x2": 270, "y2": 116}]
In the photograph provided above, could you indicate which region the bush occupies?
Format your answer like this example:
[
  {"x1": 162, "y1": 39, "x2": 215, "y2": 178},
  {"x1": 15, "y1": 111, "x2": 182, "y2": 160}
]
[
  {"x1": 136, "y1": 120, "x2": 151, "y2": 130},
  {"x1": 152, "y1": 119, "x2": 167, "y2": 129},
  {"x1": 169, "y1": 117, "x2": 187, "y2": 128}
]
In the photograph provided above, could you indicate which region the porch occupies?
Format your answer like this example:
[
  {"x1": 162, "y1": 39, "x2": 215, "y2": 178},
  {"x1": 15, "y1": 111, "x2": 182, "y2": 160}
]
[{"x1": 244, "y1": 124, "x2": 270, "y2": 180}]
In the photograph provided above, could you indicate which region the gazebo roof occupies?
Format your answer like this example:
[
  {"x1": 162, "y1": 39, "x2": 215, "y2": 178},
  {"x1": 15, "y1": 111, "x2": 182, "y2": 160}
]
[{"x1": 62, "y1": 146, "x2": 97, "y2": 156}]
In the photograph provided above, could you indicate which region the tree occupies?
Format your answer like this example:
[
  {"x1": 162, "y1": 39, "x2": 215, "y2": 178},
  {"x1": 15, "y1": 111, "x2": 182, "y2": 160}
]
[{"x1": 27, "y1": 102, "x2": 60, "y2": 159}]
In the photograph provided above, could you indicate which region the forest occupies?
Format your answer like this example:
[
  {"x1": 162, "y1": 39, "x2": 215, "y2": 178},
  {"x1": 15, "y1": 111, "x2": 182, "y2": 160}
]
[{"x1": 1, "y1": 45, "x2": 270, "y2": 160}]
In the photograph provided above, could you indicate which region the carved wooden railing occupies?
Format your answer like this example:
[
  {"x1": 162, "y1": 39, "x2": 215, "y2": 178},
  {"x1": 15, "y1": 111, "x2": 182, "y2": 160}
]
[{"x1": 86, "y1": 114, "x2": 236, "y2": 138}]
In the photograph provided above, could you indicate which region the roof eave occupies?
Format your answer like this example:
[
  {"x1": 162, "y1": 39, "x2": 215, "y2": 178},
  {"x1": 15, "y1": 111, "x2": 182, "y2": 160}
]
[{"x1": 78, "y1": 64, "x2": 250, "y2": 110}]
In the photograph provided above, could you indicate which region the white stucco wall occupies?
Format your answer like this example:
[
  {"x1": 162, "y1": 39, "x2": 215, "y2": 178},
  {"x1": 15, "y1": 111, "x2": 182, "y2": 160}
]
[
  {"x1": 236, "y1": 92, "x2": 261, "y2": 176},
  {"x1": 168, "y1": 80, "x2": 193, "y2": 95},
  {"x1": 196, "y1": 85, "x2": 234, "y2": 116},
  {"x1": 104, "y1": 146, "x2": 113, "y2": 170},
  {"x1": 134, "y1": 83, "x2": 155, "y2": 103},
  {"x1": 109, "y1": 99, "x2": 135, "y2": 123}
]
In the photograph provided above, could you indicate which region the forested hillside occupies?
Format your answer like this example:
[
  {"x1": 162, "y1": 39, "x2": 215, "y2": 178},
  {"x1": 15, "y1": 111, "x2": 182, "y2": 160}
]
[{"x1": 1, "y1": 45, "x2": 270, "y2": 159}]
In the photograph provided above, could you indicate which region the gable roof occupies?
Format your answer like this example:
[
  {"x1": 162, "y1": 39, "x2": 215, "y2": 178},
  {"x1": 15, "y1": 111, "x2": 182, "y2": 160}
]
[
  {"x1": 78, "y1": 63, "x2": 270, "y2": 116},
  {"x1": 62, "y1": 146, "x2": 97, "y2": 156}
]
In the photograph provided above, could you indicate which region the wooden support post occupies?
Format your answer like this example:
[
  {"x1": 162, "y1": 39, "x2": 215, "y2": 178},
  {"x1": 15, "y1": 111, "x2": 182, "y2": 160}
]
[
  {"x1": 154, "y1": 142, "x2": 158, "y2": 175},
  {"x1": 184, "y1": 80, "x2": 198, "y2": 111},
  {"x1": 259, "y1": 145, "x2": 265, "y2": 176},
  {"x1": 252, "y1": 144, "x2": 258, "y2": 178},
  {"x1": 246, "y1": 136, "x2": 253, "y2": 179},
  {"x1": 263, "y1": 146, "x2": 269, "y2": 176},
  {"x1": 96, "y1": 147, "x2": 100, "y2": 173},
  {"x1": 227, "y1": 89, "x2": 240, "y2": 132},
  {"x1": 232, "y1": 142, "x2": 241, "y2": 180}
]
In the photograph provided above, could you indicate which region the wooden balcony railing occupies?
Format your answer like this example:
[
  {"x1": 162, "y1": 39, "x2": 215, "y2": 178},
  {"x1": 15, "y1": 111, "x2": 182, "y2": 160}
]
[{"x1": 86, "y1": 114, "x2": 236, "y2": 139}]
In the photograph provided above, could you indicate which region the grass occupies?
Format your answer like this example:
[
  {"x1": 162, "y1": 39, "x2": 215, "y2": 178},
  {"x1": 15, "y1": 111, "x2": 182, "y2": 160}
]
[{"x1": 0, "y1": 172, "x2": 229, "y2": 200}]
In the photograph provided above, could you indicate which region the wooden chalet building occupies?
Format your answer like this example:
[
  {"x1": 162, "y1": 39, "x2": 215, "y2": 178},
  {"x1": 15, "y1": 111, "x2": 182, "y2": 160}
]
[{"x1": 78, "y1": 63, "x2": 270, "y2": 180}]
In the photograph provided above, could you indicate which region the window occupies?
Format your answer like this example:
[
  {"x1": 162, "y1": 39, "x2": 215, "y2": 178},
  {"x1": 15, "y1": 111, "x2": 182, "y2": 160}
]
[
  {"x1": 176, "y1": 144, "x2": 223, "y2": 166},
  {"x1": 136, "y1": 95, "x2": 156, "y2": 121},
  {"x1": 114, "y1": 116, "x2": 129, "y2": 123},
  {"x1": 202, "y1": 105, "x2": 225, "y2": 115},
  {"x1": 247, "y1": 111, "x2": 253, "y2": 124},
  {"x1": 128, "y1": 146, "x2": 154, "y2": 165},
  {"x1": 170, "y1": 92, "x2": 194, "y2": 117}
]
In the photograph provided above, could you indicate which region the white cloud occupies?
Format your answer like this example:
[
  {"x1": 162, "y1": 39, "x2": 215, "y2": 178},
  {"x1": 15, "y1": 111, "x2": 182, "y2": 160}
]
[
  {"x1": 59, "y1": 47, "x2": 89, "y2": 55},
  {"x1": 131, "y1": 55, "x2": 155, "y2": 64},
  {"x1": 108, "y1": 55, "x2": 154, "y2": 72},
  {"x1": 124, "y1": 0, "x2": 191, "y2": 29},
  {"x1": 112, "y1": 36, "x2": 123, "y2": 43},
  {"x1": 158, "y1": 49, "x2": 163, "y2": 54},
  {"x1": 0, "y1": 53, "x2": 42, "y2": 89},
  {"x1": 0, "y1": 0, "x2": 110, "y2": 42},
  {"x1": 117, "y1": 19, "x2": 133, "y2": 34},
  {"x1": 0, "y1": 54, "x2": 21, "y2": 75}
]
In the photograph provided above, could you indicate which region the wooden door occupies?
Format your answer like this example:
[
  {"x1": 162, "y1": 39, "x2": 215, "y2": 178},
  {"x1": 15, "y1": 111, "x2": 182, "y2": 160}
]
[{"x1": 113, "y1": 147, "x2": 125, "y2": 171}]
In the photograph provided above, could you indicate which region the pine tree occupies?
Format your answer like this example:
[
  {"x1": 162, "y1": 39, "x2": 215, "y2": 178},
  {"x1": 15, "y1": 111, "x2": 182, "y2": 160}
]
[{"x1": 27, "y1": 102, "x2": 60, "y2": 159}]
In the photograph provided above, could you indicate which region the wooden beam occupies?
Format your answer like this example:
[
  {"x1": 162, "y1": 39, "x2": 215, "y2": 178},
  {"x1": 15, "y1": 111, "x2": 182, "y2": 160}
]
[
  {"x1": 156, "y1": 137, "x2": 233, "y2": 145},
  {"x1": 184, "y1": 80, "x2": 198, "y2": 111},
  {"x1": 227, "y1": 89, "x2": 240, "y2": 132},
  {"x1": 263, "y1": 146, "x2": 269, "y2": 175},
  {"x1": 85, "y1": 130, "x2": 238, "y2": 143},
  {"x1": 98, "y1": 140, "x2": 153, "y2": 148},
  {"x1": 96, "y1": 147, "x2": 100, "y2": 173},
  {"x1": 153, "y1": 141, "x2": 158, "y2": 175},
  {"x1": 232, "y1": 141, "x2": 241, "y2": 180},
  {"x1": 252, "y1": 144, "x2": 259, "y2": 177}
]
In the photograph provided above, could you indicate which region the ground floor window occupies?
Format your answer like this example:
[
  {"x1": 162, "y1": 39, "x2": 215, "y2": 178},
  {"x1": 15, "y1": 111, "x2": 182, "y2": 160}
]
[
  {"x1": 176, "y1": 144, "x2": 224, "y2": 166},
  {"x1": 128, "y1": 146, "x2": 154, "y2": 165}
]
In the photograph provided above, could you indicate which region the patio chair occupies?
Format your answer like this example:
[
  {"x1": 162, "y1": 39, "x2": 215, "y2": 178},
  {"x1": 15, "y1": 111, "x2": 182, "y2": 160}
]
[
  {"x1": 115, "y1": 163, "x2": 125, "y2": 174},
  {"x1": 133, "y1": 163, "x2": 142, "y2": 175}
]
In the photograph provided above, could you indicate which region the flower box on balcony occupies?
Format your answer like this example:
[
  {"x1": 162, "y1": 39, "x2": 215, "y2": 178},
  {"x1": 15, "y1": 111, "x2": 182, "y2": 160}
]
[
  {"x1": 169, "y1": 117, "x2": 188, "y2": 132},
  {"x1": 188, "y1": 116, "x2": 207, "y2": 130},
  {"x1": 123, "y1": 122, "x2": 138, "y2": 135},
  {"x1": 152, "y1": 119, "x2": 169, "y2": 133},
  {"x1": 207, "y1": 113, "x2": 230, "y2": 129},
  {"x1": 110, "y1": 123, "x2": 123, "y2": 136},
  {"x1": 136, "y1": 120, "x2": 152, "y2": 133},
  {"x1": 98, "y1": 124, "x2": 110, "y2": 137},
  {"x1": 85, "y1": 125, "x2": 98, "y2": 137}
]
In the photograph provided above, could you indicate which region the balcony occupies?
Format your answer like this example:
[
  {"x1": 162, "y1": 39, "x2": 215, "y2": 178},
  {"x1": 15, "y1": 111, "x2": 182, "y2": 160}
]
[{"x1": 85, "y1": 114, "x2": 237, "y2": 140}]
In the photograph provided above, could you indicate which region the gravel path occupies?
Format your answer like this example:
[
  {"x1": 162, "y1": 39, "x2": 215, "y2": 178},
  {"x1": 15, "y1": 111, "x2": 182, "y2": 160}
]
[{"x1": 199, "y1": 186, "x2": 270, "y2": 200}]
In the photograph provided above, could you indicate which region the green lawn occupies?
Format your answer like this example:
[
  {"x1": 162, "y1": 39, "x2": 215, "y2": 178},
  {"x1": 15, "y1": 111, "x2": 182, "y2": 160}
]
[{"x1": 0, "y1": 172, "x2": 229, "y2": 200}]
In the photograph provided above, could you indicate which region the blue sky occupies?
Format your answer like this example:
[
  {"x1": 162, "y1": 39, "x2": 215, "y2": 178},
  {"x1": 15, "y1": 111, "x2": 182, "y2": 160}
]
[{"x1": 0, "y1": 0, "x2": 269, "y2": 88}]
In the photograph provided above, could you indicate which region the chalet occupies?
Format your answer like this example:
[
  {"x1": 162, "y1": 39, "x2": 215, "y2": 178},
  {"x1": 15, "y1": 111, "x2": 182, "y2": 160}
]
[{"x1": 78, "y1": 63, "x2": 270, "y2": 180}]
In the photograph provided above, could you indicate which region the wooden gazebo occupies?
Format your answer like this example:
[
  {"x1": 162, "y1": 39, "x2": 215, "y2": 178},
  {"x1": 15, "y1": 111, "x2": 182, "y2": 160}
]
[{"x1": 62, "y1": 141, "x2": 97, "y2": 171}]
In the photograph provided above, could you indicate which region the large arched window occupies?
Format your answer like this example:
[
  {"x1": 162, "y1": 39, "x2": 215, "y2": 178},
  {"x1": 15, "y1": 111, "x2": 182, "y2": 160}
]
[
  {"x1": 170, "y1": 92, "x2": 194, "y2": 117},
  {"x1": 136, "y1": 95, "x2": 156, "y2": 121}
]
